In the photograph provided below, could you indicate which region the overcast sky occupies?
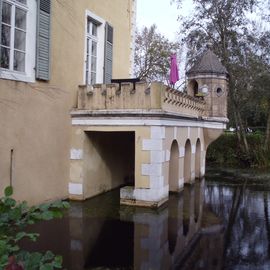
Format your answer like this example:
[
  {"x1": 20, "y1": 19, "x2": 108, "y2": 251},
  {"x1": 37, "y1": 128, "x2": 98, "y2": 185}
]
[{"x1": 136, "y1": 0, "x2": 193, "y2": 41}]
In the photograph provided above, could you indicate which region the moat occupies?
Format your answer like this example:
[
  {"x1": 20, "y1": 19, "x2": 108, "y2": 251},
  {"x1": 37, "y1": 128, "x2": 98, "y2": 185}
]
[{"x1": 23, "y1": 168, "x2": 270, "y2": 270}]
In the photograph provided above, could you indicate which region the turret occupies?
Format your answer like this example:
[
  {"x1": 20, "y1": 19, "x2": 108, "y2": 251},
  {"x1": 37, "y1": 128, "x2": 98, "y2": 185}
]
[{"x1": 186, "y1": 49, "x2": 229, "y2": 119}]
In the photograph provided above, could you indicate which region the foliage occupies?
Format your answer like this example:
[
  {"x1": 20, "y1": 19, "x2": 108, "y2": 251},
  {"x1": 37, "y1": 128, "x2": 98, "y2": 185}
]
[
  {"x1": 0, "y1": 186, "x2": 69, "y2": 270},
  {"x1": 207, "y1": 133, "x2": 270, "y2": 168},
  {"x1": 174, "y1": 0, "x2": 270, "y2": 158},
  {"x1": 134, "y1": 24, "x2": 180, "y2": 82}
]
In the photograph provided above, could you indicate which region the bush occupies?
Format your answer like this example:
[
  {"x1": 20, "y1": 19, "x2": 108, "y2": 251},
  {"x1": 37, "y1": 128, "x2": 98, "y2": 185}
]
[
  {"x1": 206, "y1": 133, "x2": 270, "y2": 168},
  {"x1": 206, "y1": 133, "x2": 239, "y2": 166},
  {"x1": 0, "y1": 186, "x2": 69, "y2": 270}
]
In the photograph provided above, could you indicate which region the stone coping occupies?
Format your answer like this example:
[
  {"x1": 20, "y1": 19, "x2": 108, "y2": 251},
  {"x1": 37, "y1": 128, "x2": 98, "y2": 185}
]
[{"x1": 70, "y1": 109, "x2": 229, "y2": 124}]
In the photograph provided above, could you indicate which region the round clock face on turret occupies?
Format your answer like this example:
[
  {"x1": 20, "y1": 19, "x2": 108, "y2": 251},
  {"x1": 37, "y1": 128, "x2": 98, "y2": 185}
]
[{"x1": 200, "y1": 85, "x2": 209, "y2": 96}]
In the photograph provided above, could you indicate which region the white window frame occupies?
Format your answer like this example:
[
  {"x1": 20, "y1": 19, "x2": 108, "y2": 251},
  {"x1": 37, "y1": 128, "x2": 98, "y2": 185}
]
[
  {"x1": 86, "y1": 20, "x2": 98, "y2": 85},
  {"x1": 0, "y1": 0, "x2": 36, "y2": 83},
  {"x1": 84, "y1": 10, "x2": 105, "y2": 85}
]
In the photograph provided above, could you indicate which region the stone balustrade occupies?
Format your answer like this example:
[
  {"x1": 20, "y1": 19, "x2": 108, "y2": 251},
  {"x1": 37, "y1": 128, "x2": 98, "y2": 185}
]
[
  {"x1": 77, "y1": 81, "x2": 205, "y2": 118},
  {"x1": 162, "y1": 87, "x2": 205, "y2": 117}
]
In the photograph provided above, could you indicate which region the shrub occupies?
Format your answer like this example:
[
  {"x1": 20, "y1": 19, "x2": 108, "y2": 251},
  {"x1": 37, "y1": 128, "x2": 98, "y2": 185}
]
[
  {"x1": 206, "y1": 133, "x2": 270, "y2": 168},
  {"x1": 0, "y1": 186, "x2": 69, "y2": 270}
]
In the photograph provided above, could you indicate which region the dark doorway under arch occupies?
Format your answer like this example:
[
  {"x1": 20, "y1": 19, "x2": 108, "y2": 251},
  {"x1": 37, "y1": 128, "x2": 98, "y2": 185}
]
[
  {"x1": 188, "y1": 79, "x2": 199, "y2": 97},
  {"x1": 169, "y1": 140, "x2": 180, "y2": 192},
  {"x1": 184, "y1": 140, "x2": 191, "y2": 184},
  {"x1": 195, "y1": 139, "x2": 201, "y2": 179}
]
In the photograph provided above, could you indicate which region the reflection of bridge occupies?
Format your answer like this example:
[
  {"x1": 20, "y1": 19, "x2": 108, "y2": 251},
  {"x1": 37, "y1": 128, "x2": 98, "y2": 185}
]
[
  {"x1": 119, "y1": 180, "x2": 205, "y2": 269},
  {"x1": 22, "y1": 177, "x2": 224, "y2": 269},
  {"x1": 65, "y1": 178, "x2": 224, "y2": 269},
  {"x1": 69, "y1": 49, "x2": 229, "y2": 207}
]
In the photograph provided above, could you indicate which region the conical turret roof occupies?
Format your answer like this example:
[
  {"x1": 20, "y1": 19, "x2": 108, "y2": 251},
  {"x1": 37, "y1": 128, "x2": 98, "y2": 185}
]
[{"x1": 186, "y1": 49, "x2": 228, "y2": 76}]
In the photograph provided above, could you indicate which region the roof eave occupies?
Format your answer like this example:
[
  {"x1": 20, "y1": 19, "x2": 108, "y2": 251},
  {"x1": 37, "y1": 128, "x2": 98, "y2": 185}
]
[{"x1": 186, "y1": 71, "x2": 229, "y2": 78}]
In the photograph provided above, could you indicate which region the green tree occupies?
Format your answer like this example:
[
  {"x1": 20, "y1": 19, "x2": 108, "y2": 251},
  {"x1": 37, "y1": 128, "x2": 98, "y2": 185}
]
[
  {"x1": 174, "y1": 0, "x2": 270, "y2": 162},
  {"x1": 134, "y1": 24, "x2": 179, "y2": 82},
  {"x1": 250, "y1": 63, "x2": 270, "y2": 148}
]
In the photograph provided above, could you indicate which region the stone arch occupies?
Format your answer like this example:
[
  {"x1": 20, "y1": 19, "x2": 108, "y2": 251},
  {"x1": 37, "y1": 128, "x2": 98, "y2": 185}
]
[
  {"x1": 188, "y1": 79, "x2": 198, "y2": 97},
  {"x1": 169, "y1": 140, "x2": 180, "y2": 192},
  {"x1": 184, "y1": 139, "x2": 191, "y2": 183},
  {"x1": 195, "y1": 139, "x2": 201, "y2": 179}
]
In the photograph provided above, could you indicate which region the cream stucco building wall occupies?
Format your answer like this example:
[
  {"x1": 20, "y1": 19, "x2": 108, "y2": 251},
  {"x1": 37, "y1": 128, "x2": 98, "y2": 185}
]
[{"x1": 0, "y1": 0, "x2": 136, "y2": 204}]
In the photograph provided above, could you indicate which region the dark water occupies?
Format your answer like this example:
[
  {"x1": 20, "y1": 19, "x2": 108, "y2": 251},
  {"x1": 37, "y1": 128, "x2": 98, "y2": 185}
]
[{"x1": 23, "y1": 168, "x2": 270, "y2": 270}]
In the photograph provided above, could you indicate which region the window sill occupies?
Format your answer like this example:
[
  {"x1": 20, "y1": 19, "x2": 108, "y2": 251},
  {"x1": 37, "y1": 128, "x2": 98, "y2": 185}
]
[{"x1": 0, "y1": 69, "x2": 35, "y2": 83}]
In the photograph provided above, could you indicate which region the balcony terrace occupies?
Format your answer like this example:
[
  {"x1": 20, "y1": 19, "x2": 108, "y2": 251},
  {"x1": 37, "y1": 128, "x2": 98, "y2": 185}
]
[{"x1": 75, "y1": 81, "x2": 206, "y2": 119}]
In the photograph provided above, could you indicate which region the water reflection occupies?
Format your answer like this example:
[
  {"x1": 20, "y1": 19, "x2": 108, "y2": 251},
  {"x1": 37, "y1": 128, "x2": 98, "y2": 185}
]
[
  {"x1": 23, "y1": 178, "x2": 220, "y2": 269},
  {"x1": 206, "y1": 169, "x2": 270, "y2": 270},
  {"x1": 27, "y1": 174, "x2": 270, "y2": 269},
  {"x1": 120, "y1": 180, "x2": 205, "y2": 270}
]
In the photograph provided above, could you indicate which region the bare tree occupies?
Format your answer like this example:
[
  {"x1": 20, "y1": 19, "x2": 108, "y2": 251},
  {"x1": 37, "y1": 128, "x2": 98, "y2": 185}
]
[{"x1": 134, "y1": 25, "x2": 180, "y2": 83}]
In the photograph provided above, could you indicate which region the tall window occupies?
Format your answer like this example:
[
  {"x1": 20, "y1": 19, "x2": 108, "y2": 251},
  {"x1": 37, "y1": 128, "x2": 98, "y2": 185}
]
[
  {"x1": 84, "y1": 11, "x2": 113, "y2": 85},
  {"x1": 1, "y1": 0, "x2": 27, "y2": 72},
  {"x1": 86, "y1": 19, "x2": 98, "y2": 85}
]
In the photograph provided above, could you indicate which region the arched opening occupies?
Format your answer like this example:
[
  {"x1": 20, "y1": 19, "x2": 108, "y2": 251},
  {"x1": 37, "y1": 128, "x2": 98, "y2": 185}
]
[
  {"x1": 184, "y1": 140, "x2": 191, "y2": 184},
  {"x1": 188, "y1": 79, "x2": 198, "y2": 97},
  {"x1": 169, "y1": 140, "x2": 179, "y2": 192},
  {"x1": 195, "y1": 139, "x2": 201, "y2": 179}
]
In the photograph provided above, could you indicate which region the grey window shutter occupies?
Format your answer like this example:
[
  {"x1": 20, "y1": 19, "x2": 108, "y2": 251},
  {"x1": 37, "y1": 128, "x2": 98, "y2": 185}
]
[
  {"x1": 36, "y1": 0, "x2": 51, "y2": 80},
  {"x1": 104, "y1": 23, "x2": 113, "y2": 84},
  {"x1": 0, "y1": 1, "x2": 2, "y2": 48}
]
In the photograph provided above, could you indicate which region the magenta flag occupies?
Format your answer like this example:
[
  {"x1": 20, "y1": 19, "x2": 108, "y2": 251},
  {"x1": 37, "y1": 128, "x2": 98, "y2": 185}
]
[{"x1": 169, "y1": 54, "x2": 179, "y2": 85}]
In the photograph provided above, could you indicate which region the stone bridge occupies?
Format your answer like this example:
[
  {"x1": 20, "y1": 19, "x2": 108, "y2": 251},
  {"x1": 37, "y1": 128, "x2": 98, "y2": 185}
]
[{"x1": 69, "y1": 49, "x2": 229, "y2": 207}]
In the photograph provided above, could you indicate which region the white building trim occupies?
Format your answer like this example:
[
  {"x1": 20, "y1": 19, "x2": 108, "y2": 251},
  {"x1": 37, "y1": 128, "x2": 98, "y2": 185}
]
[
  {"x1": 70, "y1": 149, "x2": 83, "y2": 160},
  {"x1": 69, "y1": 183, "x2": 83, "y2": 195},
  {"x1": 83, "y1": 10, "x2": 105, "y2": 84},
  {"x1": 0, "y1": 0, "x2": 37, "y2": 83},
  {"x1": 71, "y1": 118, "x2": 227, "y2": 130}
]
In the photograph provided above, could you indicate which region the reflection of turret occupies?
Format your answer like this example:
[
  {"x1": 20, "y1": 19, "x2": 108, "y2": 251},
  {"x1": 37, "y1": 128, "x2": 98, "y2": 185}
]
[{"x1": 177, "y1": 206, "x2": 224, "y2": 270}]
